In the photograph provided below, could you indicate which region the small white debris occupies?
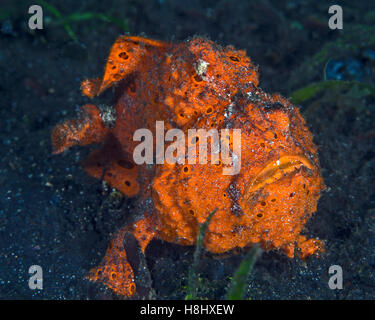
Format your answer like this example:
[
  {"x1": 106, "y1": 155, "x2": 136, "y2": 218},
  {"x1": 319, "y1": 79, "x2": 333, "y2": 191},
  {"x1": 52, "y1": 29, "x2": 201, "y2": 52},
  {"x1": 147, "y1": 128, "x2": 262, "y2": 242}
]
[
  {"x1": 98, "y1": 104, "x2": 117, "y2": 128},
  {"x1": 195, "y1": 59, "x2": 209, "y2": 78}
]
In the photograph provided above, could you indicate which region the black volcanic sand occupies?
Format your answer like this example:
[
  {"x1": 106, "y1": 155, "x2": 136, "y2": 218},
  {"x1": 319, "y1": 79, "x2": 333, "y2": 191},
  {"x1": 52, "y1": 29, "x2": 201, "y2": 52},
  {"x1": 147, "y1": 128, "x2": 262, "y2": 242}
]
[{"x1": 0, "y1": 0, "x2": 375, "y2": 299}]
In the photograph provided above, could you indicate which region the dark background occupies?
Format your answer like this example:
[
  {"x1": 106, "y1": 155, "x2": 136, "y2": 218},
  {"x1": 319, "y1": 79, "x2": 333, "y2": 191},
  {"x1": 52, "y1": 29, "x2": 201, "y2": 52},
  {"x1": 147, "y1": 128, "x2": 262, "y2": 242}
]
[{"x1": 1, "y1": 0, "x2": 375, "y2": 299}]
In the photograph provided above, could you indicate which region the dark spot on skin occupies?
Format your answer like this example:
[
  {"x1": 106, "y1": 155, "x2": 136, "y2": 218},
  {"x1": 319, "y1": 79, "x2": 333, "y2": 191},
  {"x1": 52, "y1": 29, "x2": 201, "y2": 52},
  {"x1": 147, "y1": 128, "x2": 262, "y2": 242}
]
[
  {"x1": 230, "y1": 203, "x2": 244, "y2": 216},
  {"x1": 119, "y1": 52, "x2": 129, "y2": 60},
  {"x1": 228, "y1": 184, "x2": 244, "y2": 216},
  {"x1": 229, "y1": 56, "x2": 240, "y2": 62},
  {"x1": 262, "y1": 102, "x2": 285, "y2": 112},
  {"x1": 199, "y1": 91, "x2": 207, "y2": 99},
  {"x1": 193, "y1": 75, "x2": 202, "y2": 82},
  {"x1": 128, "y1": 82, "x2": 136, "y2": 93},
  {"x1": 127, "y1": 39, "x2": 139, "y2": 45},
  {"x1": 191, "y1": 136, "x2": 199, "y2": 144},
  {"x1": 118, "y1": 159, "x2": 135, "y2": 169}
]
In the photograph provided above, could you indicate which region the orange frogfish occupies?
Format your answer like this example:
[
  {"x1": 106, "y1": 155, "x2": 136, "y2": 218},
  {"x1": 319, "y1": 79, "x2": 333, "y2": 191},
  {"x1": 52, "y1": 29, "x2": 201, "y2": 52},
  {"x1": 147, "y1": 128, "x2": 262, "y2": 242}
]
[{"x1": 51, "y1": 36, "x2": 325, "y2": 297}]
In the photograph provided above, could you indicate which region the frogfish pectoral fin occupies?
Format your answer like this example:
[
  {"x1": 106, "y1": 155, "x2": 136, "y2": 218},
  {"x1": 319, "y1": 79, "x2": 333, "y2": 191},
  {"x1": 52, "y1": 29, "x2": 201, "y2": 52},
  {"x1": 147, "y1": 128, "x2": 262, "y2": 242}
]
[
  {"x1": 86, "y1": 227, "x2": 136, "y2": 297},
  {"x1": 87, "y1": 214, "x2": 157, "y2": 297},
  {"x1": 51, "y1": 104, "x2": 109, "y2": 154}
]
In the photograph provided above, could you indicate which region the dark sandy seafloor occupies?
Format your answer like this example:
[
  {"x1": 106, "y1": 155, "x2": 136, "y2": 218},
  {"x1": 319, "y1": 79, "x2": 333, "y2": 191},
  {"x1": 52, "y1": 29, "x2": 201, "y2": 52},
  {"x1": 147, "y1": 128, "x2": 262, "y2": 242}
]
[{"x1": 0, "y1": 0, "x2": 375, "y2": 299}]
